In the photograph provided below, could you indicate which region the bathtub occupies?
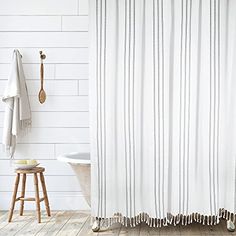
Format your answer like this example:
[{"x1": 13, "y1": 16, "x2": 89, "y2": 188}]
[
  {"x1": 57, "y1": 152, "x2": 91, "y2": 206},
  {"x1": 57, "y1": 152, "x2": 101, "y2": 232}
]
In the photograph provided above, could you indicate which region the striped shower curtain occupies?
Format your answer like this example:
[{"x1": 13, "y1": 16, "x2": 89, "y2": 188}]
[{"x1": 89, "y1": 0, "x2": 236, "y2": 227}]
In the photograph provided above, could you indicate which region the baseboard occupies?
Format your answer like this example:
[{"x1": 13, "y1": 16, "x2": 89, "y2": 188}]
[{"x1": 0, "y1": 191, "x2": 90, "y2": 211}]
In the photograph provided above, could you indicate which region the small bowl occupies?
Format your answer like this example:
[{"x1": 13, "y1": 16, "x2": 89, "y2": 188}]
[{"x1": 14, "y1": 163, "x2": 40, "y2": 170}]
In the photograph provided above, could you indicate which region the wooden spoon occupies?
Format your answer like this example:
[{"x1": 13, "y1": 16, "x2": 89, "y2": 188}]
[{"x1": 39, "y1": 51, "x2": 46, "y2": 104}]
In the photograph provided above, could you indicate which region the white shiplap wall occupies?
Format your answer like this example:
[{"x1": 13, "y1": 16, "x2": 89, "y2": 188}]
[{"x1": 0, "y1": 0, "x2": 90, "y2": 210}]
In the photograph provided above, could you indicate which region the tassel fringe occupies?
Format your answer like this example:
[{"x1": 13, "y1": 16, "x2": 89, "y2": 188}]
[{"x1": 92, "y1": 208, "x2": 235, "y2": 228}]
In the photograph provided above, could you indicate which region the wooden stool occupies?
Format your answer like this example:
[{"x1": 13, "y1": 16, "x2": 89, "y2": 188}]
[{"x1": 8, "y1": 167, "x2": 51, "y2": 223}]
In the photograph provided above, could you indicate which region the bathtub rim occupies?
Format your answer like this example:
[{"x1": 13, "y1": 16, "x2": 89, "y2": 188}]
[{"x1": 57, "y1": 152, "x2": 91, "y2": 164}]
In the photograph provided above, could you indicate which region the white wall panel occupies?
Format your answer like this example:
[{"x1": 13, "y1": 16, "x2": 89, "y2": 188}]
[
  {"x1": 0, "y1": 128, "x2": 89, "y2": 143},
  {"x1": 0, "y1": 16, "x2": 61, "y2": 31},
  {"x1": 0, "y1": 112, "x2": 3, "y2": 127},
  {"x1": 25, "y1": 127, "x2": 89, "y2": 143},
  {"x1": 78, "y1": 80, "x2": 89, "y2": 95},
  {"x1": 0, "y1": 96, "x2": 89, "y2": 112},
  {"x1": 0, "y1": 80, "x2": 78, "y2": 96},
  {"x1": 29, "y1": 96, "x2": 88, "y2": 112},
  {"x1": 55, "y1": 64, "x2": 88, "y2": 79},
  {"x1": 0, "y1": 32, "x2": 88, "y2": 48},
  {"x1": 0, "y1": 48, "x2": 88, "y2": 63},
  {"x1": 23, "y1": 64, "x2": 55, "y2": 79},
  {"x1": 0, "y1": 0, "x2": 78, "y2": 15},
  {"x1": 0, "y1": 64, "x2": 55, "y2": 80},
  {"x1": 32, "y1": 112, "x2": 89, "y2": 128},
  {"x1": 78, "y1": 0, "x2": 89, "y2": 15},
  {"x1": 27, "y1": 80, "x2": 79, "y2": 96},
  {"x1": 62, "y1": 16, "x2": 88, "y2": 31},
  {"x1": 0, "y1": 144, "x2": 55, "y2": 160}
]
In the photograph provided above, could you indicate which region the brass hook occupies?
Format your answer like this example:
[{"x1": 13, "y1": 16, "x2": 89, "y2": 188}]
[{"x1": 39, "y1": 51, "x2": 46, "y2": 61}]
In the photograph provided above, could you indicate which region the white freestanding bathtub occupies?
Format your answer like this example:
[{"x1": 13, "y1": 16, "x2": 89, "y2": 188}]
[
  {"x1": 57, "y1": 152, "x2": 91, "y2": 206},
  {"x1": 57, "y1": 153, "x2": 101, "y2": 232}
]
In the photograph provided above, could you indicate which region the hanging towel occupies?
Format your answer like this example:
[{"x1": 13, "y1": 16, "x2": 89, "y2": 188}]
[{"x1": 2, "y1": 49, "x2": 31, "y2": 158}]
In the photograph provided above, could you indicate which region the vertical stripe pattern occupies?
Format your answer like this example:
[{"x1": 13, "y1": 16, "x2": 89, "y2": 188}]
[
  {"x1": 95, "y1": 0, "x2": 101, "y2": 218},
  {"x1": 209, "y1": 0, "x2": 220, "y2": 219},
  {"x1": 124, "y1": 0, "x2": 136, "y2": 220},
  {"x1": 96, "y1": 0, "x2": 106, "y2": 219},
  {"x1": 153, "y1": 0, "x2": 158, "y2": 220}
]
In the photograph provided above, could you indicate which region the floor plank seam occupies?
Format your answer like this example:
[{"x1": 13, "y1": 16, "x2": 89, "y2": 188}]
[{"x1": 55, "y1": 211, "x2": 79, "y2": 236}]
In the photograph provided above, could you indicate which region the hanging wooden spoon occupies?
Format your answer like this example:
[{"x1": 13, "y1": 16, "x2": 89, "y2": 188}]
[{"x1": 39, "y1": 51, "x2": 46, "y2": 104}]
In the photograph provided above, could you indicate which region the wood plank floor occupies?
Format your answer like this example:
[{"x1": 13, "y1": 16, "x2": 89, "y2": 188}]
[{"x1": 0, "y1": 211, "x2": 234, "y2": 235}]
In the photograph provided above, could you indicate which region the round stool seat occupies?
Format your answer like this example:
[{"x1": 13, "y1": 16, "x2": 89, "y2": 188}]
[{"x1": 15, "y1": 167, "x2": 45, "y2": 174}]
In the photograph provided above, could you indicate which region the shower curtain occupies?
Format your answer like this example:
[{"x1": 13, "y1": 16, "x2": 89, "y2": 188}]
[{"x1": 89, "y1": 0, "x2": 236, "y2": 227}]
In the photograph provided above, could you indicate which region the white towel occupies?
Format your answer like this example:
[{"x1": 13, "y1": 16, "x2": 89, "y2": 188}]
[{"x1": 2, "y1": 49, "x2": 31, "y2": 158}]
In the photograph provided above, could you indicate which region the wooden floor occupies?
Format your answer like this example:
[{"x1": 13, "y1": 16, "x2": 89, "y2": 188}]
[{"x1": 0, "y1": 211, "x2": 234, "y2": 235}]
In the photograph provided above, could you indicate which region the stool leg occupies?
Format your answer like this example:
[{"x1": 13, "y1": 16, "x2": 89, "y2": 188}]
[
  {"x1": 39, "y1": 173, "x2": 51, "y2": 217},
  {"x1": 8, "y1": 173, "x2": 20, "y2": 222},
  {"x1": 20, "y1": 173, "x2": 26, "y2": 216},
  {"x1": 34, "y1": 173, "x2": 41, "y2": 223}
]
